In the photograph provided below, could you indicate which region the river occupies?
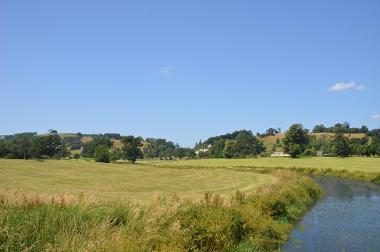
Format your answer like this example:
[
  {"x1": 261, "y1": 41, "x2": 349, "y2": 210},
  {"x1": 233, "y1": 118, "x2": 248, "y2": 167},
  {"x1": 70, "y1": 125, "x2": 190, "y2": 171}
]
[{"x1": 282, "y1": 176, "x2": 380, "y2": 251}]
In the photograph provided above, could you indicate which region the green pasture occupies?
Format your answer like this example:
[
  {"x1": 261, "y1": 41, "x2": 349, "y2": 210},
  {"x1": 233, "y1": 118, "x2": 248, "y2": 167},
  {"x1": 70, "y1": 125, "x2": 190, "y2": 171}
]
[{"x1": 142, "y1": 157, "x2": 380, "y2": 173}]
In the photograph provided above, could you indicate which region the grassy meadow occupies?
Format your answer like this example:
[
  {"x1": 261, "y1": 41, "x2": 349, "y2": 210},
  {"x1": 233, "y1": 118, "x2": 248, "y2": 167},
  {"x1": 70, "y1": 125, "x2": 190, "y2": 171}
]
[
  {"x1": 142, "y1": 156, "x2": 380, "y2": 173},
  {"x1": 142, "y1": 157, "x2": 380, "y2": 183},
  {"x1": 2, "y1": 157, "x2": 377, "y2": 204},
  {"x1": 0, "y1": 159, "x2": 321, "y2": 251},
  {"x1": 0, "y1": 159, "x2": 275, "y2": 202},
  {"x1": 1, "y1": 156, "x2": 378, "y2": 251}
]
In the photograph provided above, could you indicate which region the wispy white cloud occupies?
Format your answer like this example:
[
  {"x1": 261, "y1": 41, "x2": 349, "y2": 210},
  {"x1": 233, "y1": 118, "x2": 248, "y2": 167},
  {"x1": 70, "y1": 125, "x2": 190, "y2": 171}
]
[
  {"x1": 160, "y1": 65, "x2": 174, "y2": 75},
  {"x1": 328, "y1": 82, "x2": 366, "y2": 92},
  {"x1": 372, "y1": 114, "x2": 380, "y2": 120}
]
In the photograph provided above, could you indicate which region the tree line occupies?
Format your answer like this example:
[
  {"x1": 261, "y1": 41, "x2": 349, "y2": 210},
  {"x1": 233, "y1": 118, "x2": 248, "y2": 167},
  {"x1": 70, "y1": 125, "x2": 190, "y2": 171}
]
[
  {"x1": 0, "y1": 133, "x2": 69, "y2": 159},
  {"x1": 196, "y1": 130, "x2": 266, "y2": 158},
  {"x1": 0, "y1": 132, "x2": 195, "y2": 163},
  {"x1": 312, "y1": 122, "x2": 369, "y2": 134},
  {"x1": 282, "y1": 124, "x2": 380, "y2": 158},
  {"x1": 143, "y1": 138, "x2": 195, "y2": 160},
  {"x1": 1, "y1": 123, "x2": 379, "y2": 162}
]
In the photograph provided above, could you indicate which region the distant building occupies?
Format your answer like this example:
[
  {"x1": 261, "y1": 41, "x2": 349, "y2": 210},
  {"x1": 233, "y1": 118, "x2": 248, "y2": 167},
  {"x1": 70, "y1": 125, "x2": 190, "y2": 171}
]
[
  {"x1": 271, "y1": 151, "x2": 290, "y2": 157},
  {"x1": 195, "y1": 148, "x2": 209, "y2": 155},
  {"x1": 0, "y1": 135, "x2": 6, "y2": 140},
  {"x1": 316, "y1": 150, "x2": 323, "y2": 157},
  {"x1": 195, "y1": 145, "x2": 211, "y2": 156}
]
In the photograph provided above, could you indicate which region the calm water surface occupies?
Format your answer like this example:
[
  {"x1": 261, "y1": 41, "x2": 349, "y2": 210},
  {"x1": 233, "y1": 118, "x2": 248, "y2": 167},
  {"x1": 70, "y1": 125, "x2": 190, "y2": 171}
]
[{"x1": 282, "y1": 176, "x2": 380, "y2": 252}]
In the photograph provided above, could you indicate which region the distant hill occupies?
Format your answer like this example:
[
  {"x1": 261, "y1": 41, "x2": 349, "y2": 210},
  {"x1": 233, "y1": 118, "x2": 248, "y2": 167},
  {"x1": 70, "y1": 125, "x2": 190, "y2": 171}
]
[{"x1": 27, "y1": 131, "x2": 371, "y2": 155}]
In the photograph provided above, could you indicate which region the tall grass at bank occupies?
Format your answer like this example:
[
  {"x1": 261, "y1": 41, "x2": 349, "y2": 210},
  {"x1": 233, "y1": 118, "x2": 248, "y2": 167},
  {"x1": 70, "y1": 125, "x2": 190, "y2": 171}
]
[
  {"x1": 0, "y1": 171, "x2": 321, "y2": 251},
  {"x1": 286, "y1": 166, "x2": 380, "y2": 184}
]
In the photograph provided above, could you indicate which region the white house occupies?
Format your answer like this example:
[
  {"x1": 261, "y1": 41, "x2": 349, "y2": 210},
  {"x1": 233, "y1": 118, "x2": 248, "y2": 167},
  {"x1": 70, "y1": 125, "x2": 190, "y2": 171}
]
[
  {"x1": 271, "y1": 151, "x2": 290, "y2": 157},
  {"x1": 195, "y1": 144, "x2": 212, "y2": 156}
]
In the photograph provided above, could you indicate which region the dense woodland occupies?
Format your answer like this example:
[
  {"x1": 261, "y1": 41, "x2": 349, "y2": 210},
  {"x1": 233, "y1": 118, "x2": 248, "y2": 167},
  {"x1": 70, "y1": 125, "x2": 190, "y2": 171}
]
[{"x1": 0, "y1": 123, "x2": 380, "y2": 162}]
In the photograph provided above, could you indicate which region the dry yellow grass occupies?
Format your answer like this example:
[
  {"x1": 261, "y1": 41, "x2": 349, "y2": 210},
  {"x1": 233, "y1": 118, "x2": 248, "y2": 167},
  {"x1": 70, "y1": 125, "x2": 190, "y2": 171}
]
[{"x1": 0, "y1": 159, "x2": 276, "y2": 203}]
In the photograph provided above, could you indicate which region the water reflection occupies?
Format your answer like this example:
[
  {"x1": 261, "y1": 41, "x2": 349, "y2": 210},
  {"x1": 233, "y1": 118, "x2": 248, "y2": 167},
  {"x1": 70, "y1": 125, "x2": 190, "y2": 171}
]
[{"x1": 282, "y1": 176, "x2": 380, "y2": 252}]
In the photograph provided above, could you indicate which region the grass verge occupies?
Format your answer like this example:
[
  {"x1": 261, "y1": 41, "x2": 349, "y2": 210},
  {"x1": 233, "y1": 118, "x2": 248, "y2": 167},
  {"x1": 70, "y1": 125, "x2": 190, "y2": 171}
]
[{"x1": 287, "y1": 166, "x2": 380, "y2": 184}]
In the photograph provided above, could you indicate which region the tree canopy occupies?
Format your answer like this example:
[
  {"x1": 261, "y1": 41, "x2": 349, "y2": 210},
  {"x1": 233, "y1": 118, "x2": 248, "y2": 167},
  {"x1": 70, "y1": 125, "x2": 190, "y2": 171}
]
[
  {"x1": 283, "y1": 124, "x2": 310, "y2": 158},
  {"x1": 312, "y1": 123, "x2": 369, "y2": 134},
  {"x1": 94, "y1": 145, "x2": 110, "y2": 163},
  {"x1": 82, "y1": 136, "x2": 112, "y2": 158},
  {"x1": 333, "y1": 133, "x2": 351, "y2": 158},
  {"x1": 121, "y1": 136, "x2": 143, "y2": 163}
]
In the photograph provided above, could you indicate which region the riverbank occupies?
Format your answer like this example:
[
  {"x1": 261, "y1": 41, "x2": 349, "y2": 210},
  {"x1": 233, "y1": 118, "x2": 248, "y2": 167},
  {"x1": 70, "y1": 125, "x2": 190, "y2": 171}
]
[
  {"x1": 287, "y1": 166, "x2": 380, "y2": 184},
  {"x1": 0, "y1": 170, "x2": 321, "y2": 251}
]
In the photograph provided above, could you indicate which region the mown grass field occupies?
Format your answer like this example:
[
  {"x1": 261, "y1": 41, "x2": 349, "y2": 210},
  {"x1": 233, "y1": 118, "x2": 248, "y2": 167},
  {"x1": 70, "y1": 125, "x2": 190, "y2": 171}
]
[
  {"x1": 0, "y1": 157, "x2": 378, "y2": 251},
  {"x1": 142, "y1": 157, "x2": 380, "y2": 173},
  {"x1": 0, "y1": 165, "x2": 320, "y2": 251},
  {"x1": 1, "y1": 157, "x2": 378, "y2": 203},
  {"x1": 0, "y1": 159, "x2": 275, "y2": 202}
]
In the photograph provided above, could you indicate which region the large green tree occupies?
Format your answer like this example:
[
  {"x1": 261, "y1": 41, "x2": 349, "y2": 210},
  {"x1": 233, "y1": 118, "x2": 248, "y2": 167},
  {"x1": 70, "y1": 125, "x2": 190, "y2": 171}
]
[
  {"x1": 30, "y1": 135, "x2": 67, "y2": 158},
  {"x1": 0, "y1": 139, "x2": 9, "y2": 157},
  {"x1": 208, "y1": 139, "x2": 225, "y2": 158},
  {"x1": 333, "y1": 132, "x2": 351, "y2": 157},
  {"x1": 234, "y1": 131, "x2": 265, "y2": 157},
  {"x1": 81, "y1": 136, "x2": 112, "y2": 158},
  {"x1": 44, "y1": 135, "x2": 64, "y2": 158},
  {"x1": 10, "y1": 133, "x2": 35, "y2": 159},
  {"x1": 121, "y1": 136, "x2": 143, "y2": 163},
  {"x1": 143, "y1": 138, "x2": 176, "y2": 159},
  {"x1": 222, "y1": 140, "x2": 237, "y2": 158},
  {"x1": 283, "y1": 124, "x2": 310, "y2": 158}
]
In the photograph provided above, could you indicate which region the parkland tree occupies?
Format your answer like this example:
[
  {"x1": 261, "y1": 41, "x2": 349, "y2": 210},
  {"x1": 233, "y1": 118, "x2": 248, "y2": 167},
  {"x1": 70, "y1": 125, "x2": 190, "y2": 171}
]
[
  {"x1": 333, "y1": 133, "x2": 351, "y2": 157},
  {"x1": 121, "y1": 136, "x2": 143, "y2": 163},
  {"x1": 283, "y1": 124, "x2": 310, "y2": 158}
]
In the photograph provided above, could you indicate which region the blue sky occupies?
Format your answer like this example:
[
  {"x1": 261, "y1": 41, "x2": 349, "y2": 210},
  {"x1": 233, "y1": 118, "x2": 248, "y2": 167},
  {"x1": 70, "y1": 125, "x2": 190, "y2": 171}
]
[{"x1": 1, "y1": 0, "x2": 379, "y2": 146}]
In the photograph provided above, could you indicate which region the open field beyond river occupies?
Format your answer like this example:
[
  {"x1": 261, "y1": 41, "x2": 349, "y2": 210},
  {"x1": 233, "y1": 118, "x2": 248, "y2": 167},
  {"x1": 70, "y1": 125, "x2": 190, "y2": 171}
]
[
  {"x1": 142, "y1": 157, "x2": 380, "y2": 173},
  {"x1": 0, "y1": 159, "x2": 275, "y2": 202}
]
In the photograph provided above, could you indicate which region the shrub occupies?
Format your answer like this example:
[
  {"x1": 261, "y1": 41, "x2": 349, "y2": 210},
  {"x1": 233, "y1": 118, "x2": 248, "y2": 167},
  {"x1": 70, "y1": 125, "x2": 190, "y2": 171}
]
[
  {"x1": 94, "y1": 145, "x2": 110, "y2": 163},
  {"x1": 302, "y1": 149, "x2": 315, "y2": 156},
  {"x1": 110, "y1": 149, "x2": 122, "y2": 162}
]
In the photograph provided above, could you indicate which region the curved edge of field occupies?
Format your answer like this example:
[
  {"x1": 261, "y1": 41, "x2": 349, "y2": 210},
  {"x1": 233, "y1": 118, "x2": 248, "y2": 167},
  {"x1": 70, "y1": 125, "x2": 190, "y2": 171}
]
[
  {"x1": 0, "y1": 159, "x2": 277, "y2": 203},
  {"x1": 0, "y1": 169, "x2": 322, "y2": 252}
]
